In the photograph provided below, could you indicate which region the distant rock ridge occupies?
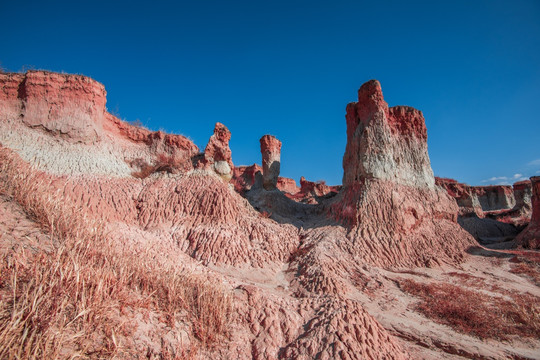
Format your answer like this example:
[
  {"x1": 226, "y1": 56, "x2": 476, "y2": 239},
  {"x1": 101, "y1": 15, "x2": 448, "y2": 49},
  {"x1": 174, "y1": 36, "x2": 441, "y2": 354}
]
[{"x1": 436, "y1": 177, "x2": 532, "y2": 226}]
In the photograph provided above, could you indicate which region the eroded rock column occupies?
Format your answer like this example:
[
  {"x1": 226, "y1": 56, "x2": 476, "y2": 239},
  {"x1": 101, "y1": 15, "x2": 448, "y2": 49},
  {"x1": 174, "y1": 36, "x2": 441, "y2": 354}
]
[
  {"x1": 260, "y1": 135, "x2": 281, "y2": 190},
  {"x1": 204, "y1": 122, "x2": 234, "y2": 181}
]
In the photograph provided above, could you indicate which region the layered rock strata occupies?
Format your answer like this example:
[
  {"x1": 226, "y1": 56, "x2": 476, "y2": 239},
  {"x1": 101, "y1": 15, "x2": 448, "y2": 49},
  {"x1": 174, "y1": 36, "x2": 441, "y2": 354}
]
[
  {"x1": 0, "y1": 71, "x2": 199, "y2": 176},
  {"x1": 436, "y1": 177, "x2": 532, "y2": 238},
  {"x1": 342, "y1": 80, "x2": 434, "y2": 188}
]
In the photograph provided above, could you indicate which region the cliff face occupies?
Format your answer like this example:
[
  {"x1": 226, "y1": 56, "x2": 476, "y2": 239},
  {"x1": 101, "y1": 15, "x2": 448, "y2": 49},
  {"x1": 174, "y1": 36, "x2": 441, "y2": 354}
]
[
  {"x1": 436, "y1": 177, "x2": 532, "y2": 233},
  {"x1": 1, "y1": 71, "x2": 106, "y2": 143},
  {"x1": 0, "y1": 71, "x2": 199, "y2": 177}
]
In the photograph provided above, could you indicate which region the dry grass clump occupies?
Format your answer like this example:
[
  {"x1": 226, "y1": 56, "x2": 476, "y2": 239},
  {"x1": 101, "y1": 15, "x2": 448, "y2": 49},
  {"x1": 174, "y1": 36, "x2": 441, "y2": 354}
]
[
  {"x1": 0, "y1": 146, "x2": 231, "y2": 358},
  {"x1": 400, "y1": 279, "x2": 540, "y2": 340},
  {"x1": 509, "y1": 255, "x2": 540, "y2": 286},
  {"x1": 131, "y1": 153, "x2": 191, "y2": 179}
]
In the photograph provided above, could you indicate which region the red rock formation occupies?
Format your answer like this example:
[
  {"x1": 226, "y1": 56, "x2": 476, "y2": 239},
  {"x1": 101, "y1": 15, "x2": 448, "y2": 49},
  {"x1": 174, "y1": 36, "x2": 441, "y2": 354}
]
[
  {"x1": 232, "y1": 164, "x2": 263, "y2": 194},
  {"x1": 331, "y1": 80, "x2": 474, "y2": 267},
  {"x1": 1, "y1": 71, "x2": 106, "y2": 143},
  {"x1": 105, "y1": 114, "x2": 198, "y2": 153},
  {"x1": 516, "y1": 176, "x2": 540, "y2": 249},
  {"x1": 435, "y1": 177, "x2": 484, "y2": 217},
  {"x1": 8, "y1": 71, "x2": 536, "y2": 359},
  {"x1": 343, "y1": 80, "x2": 434, "y2": 188},
  {"x1": 513, "y1": 180, "x2": 533, "y2": 214},
  {"x1": 0, "y1": 71, "x2": 199, "y2": 177},
  {"x1": 260, "y1": 135, "x2": 282, "y2": 190},
  {"x1": 436, "y1": 177, "x2": 532, "y2": 228},
  {"x1": 276, "y1": 176, "x2": 299, "y2": 194},
  {"x1": 283, "y1": 177, "x2": 341, "y2": 204},
  {"x1": 203, "y1": 122, "x2": 234, "y2": 180},
  {"x1": 299, "y1": 177, "x2": 340, "y2": 197}
]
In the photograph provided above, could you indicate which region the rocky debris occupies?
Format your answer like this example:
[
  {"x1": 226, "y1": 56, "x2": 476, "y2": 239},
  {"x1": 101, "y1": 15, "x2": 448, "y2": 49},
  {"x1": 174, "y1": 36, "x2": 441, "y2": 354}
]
[
  {"x1": 516, "y1": 176, "x2": 540, "y2": 249},
  {"x1": 282, "y1": 176, "x2": 341, "y2": 204},
  {"x1": 330, "y1": 80, "x2": 474, "y2": 267},
  {"x1": 202, "y1": 122, "x2": 234, "y2": 181},
  {"x1": 259, "y1": 135, "x2": 282, "y2": 190}
]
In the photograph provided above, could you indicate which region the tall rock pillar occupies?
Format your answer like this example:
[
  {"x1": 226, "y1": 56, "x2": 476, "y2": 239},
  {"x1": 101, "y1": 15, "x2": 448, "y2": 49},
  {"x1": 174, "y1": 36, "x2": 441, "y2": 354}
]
[{"x1": 260, "y1": 135, "x2": 282, "y2": 190}]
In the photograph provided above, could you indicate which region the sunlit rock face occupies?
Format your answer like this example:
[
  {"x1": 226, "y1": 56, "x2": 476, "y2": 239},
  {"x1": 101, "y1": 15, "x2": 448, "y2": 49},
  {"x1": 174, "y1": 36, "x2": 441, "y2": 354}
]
[
  {"x1": 0, "y1": 71, "x2": 198, "y2": 177},
  {"x1": 342, "y1": 80, "x2": 434, "y2": 189}
]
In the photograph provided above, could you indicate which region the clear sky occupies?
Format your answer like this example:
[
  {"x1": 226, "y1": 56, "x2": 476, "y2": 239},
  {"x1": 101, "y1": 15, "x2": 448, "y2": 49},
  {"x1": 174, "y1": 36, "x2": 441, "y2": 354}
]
[{"x1": 2, "y1": 0, "x2": 539, "y2": 186}]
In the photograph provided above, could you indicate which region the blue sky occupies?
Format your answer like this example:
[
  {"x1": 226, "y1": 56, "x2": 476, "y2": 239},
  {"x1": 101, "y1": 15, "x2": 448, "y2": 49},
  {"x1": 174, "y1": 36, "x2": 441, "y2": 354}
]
[{"x1": 2, "y1": 0, "x2": 539, "y2": 186}]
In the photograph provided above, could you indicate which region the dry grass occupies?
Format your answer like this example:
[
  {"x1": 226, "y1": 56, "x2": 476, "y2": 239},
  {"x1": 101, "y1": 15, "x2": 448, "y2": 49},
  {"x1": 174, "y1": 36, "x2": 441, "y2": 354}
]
[
  {"x1": 509, "y1": 255, "x2": 540, "y2": 286},
  {"x1": 131, "y1": 153, "x2": 191, "y2": 179},
  {"x1": 400, "y1": 279, "x2": 540, "y2": 340},
  {"x1": 0, "y1": 147, "x2": 231, "y2": 358}
]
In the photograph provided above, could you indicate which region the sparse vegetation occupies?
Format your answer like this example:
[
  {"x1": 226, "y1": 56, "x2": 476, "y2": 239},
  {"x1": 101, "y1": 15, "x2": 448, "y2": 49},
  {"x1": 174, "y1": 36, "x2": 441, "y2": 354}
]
[
  {"x1": 130, "y1": 152, "x2": 190, "y2": 179},
  {"x1": 0, "y1": 148, "x2": 231, "y2": 358},
  {"x1": 400, "y1": 279, "x2": 540, "y2": 340},
  {"x1": 509, "y1": 255, "x2": 540, "y2": 286}
]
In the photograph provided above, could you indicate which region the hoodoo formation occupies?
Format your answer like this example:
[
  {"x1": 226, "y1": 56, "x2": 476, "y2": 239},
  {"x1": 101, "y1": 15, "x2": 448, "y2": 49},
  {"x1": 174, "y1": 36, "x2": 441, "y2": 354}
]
[
  {"x1": 202, "y1": 122, "x2": 234, "y2": 181},
  {"x1": 260, "y1": 134, "x2": 282, "y2": 190},
  {"x1": 0, "y1": 71, "x2": 538, "y2": 360},
  {"x1": 330, "y1": 80, "x2": 474, "y2": 267}
]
